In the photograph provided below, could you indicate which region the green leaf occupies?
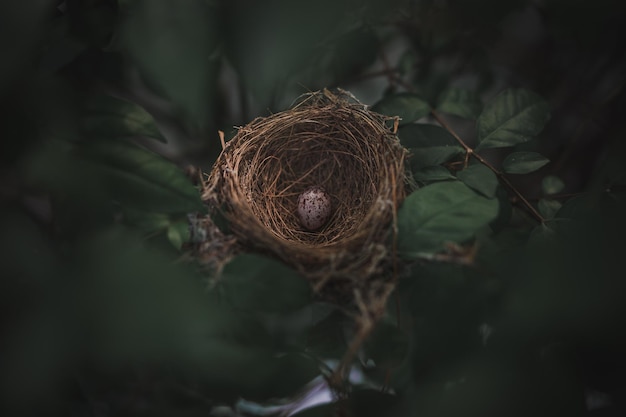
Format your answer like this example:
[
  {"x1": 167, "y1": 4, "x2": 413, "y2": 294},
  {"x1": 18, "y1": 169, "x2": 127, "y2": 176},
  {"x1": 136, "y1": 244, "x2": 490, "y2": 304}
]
[
  {"x1": 325, "y1": 27, "x2": 378, "y2": 84},
  {"x1": 399, "y1": 123, "x2": 459, "y2": 149},
  {"x1": 167, "y1": 217, "x2": 191, "y2": 250},
  {"x1": 528, "y1": 222, "x2": 557, "y2": 245},
  {"x1": 413, "y1": 166, "x2": 456, "y2": 182},
  {"x1": 410, "y1": 146, "x2": 463, "y2": 169},
  {"x1": 120, "y1": 0, "x2": 218, "y2": 126},
  {"x1": 538, "y1": 198, "x2": 562, "y2": 219},
  {"x1": 371, "y1": 93, "x2": 431, "y2": 125},
  {"x1": 122, "y1": 207, "x2": 170, "y2": 233},
  {"x1": 82, "y1": 95, "x2": 166, "y2": 142},
  {"x1": 398, "y1": 124, "x2": 464, "y2": 168},
  {"x1": 219, "y1": 254, "x2": 311, "y2": 314},
  {"x1": 476, "y1": 89, "x2": 550, "y2": 149},
  {"x1": 436, "y1": 87, "x2": 483, "y2": 119},
  {"x1": 489, "y1": 186, "x2": 513, "y2": 233},
  {"x1": 456, "y1": 164, "x2": 498, "y2": 198},
  {"x1": 502, "y1": 151, "x2": 549, "y2": 174},
  {"x1": 74, "y1": 229, "x2": 307, "y2": 401},
  {"x1": 542, "y1": 175, "x2": 565, "y2": 195},
  {"x1": 398, "y1": 181, "x2": 499, "y2": 256},
  {"x1": 123, "y1": 209, "x2": 191, "y2": 249},
  {"x1": 222, "y1": 1, "x2": 348, "y2": 107},
  {"x1": 75, "y1": 140, "x2": 204, "y2": 213}
]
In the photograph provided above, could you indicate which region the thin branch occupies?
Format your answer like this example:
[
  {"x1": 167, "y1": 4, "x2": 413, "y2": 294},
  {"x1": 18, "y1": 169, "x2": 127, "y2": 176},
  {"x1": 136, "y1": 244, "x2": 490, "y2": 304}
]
[
  {"x1": 378, "y1": 60, "x2": 546, "y2": 222},
  {"x1": 431, "y1": 110, "x2": 546, "y2": 223}
]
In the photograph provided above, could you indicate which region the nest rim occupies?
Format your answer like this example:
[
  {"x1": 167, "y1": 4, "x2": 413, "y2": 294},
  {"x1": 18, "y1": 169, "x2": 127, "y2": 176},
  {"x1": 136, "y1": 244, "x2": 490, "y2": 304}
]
[{"x1": 202, "y1": 89, "x2": 410, "y2": 288}]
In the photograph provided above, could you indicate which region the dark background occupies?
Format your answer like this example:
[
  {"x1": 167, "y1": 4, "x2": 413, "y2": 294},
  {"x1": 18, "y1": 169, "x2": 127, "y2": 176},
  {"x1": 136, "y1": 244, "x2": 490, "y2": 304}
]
[{"x1": 1, "y1": 1, "x2": 626, "y2": 416}]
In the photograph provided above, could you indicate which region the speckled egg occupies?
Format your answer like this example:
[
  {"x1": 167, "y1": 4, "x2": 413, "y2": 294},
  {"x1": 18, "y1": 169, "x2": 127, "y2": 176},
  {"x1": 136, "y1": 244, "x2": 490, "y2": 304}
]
[{"x1": 297, "y1": 186, "x2": 332, "y2": 231}]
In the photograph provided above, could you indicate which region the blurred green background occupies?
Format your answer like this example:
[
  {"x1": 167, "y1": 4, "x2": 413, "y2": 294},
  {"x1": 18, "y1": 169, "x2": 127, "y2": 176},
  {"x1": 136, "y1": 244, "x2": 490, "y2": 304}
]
[{"x1": 1, "y1": 0, "x2": 626, "y2": 416}]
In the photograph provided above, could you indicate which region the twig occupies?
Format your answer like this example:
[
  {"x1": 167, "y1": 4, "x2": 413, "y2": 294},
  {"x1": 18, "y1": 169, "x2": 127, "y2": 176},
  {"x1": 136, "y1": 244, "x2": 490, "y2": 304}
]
[
  {"x1": 375, "y1": 53, "x2": 544, "y2": 223},
  {"x1": 431, "y1": 110, "x2": 545, "y2": 223}
]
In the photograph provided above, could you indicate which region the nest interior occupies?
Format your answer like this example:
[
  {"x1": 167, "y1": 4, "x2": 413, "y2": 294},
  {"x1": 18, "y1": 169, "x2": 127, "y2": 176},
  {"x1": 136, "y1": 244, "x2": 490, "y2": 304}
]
[{"x1": 202, "y1": 89, "x2": 409, "y2": 296}]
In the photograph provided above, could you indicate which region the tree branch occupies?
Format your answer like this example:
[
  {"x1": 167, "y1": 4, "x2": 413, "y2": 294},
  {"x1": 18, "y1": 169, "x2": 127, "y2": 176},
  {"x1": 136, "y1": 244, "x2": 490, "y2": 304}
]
[
  {"x1": 376, "y1": 49, "x2": 545, "y2": 223},
  {"x1": 431, "y1": 110, "x2": 546, "y2": 223}
]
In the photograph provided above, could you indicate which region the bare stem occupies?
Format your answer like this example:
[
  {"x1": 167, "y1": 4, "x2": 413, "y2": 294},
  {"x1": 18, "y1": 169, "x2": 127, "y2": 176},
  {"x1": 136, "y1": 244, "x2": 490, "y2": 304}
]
[
  {"x1": 376, "y1": 55, "x2": 546, "y2": 223},
  {"x1": 431, "y1": 110, "x2": 545, "y2": 223}
]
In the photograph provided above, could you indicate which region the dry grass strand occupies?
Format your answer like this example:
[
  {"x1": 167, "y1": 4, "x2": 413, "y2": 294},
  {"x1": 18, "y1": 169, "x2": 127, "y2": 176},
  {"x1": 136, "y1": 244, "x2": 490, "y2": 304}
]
[{"x1": 201, "y1": 89, "x2": 409, "y2": 299}]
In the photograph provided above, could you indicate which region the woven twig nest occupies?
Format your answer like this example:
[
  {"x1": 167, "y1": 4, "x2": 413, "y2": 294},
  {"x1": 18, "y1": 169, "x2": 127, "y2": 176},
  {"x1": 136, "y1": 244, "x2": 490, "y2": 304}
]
[{"x1": 200, "y1": 89, "x2": 410, "y2": 302}]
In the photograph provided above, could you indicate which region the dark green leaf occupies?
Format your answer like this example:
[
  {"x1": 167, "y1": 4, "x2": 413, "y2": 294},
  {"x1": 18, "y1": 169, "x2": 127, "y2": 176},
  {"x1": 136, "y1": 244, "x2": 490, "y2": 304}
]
[
  {"x1": 223, "y1": 0, "x2": 348, "y2": 106},
  {"x1": 74, "y1": 229, "x2": 313, "y2": 401},
  {"x1": 76, "y1": 140, "x2": 204, "y2": 213},
  {"x1": 397, "y1": 123, "x2": 459, "y2": 148},
  {"x1": 529, "y1": 222, "x2": 557, "y2": 245},
  {"x1": 502, "y1": 151, "x2": 549, "y2": 174},
  {"x1": 551, "y1": 194, "x2": 592, "y2": 221},
  {"x1": 476, "y1": 89, "x2": 550, "y2": 149},
  {"x1": 82, "y1": 95, "x2": 166, "y2": 142},
  {"x1": 372, "y1": 93, "x2": 431, "y2": 125},
  {"x1": 489, "y1": 186, "x2": 513, "y2": 232},
  {"x1": 413, "y1": 166, "x2": 456, "y2": 182},
  {"x1": 399, "y1": 124, "x2": 464, "y2": 168},
  {"x1": 120, "y1": 0, "x2": 218, "y2": 126},
  {"x1": 364, "y1": 319, "x2": 409, "y2": 369},
  {"x1": 398, "y1": 181, "x2": 499, "y2": 256},
  {"x1": 436, "y1": 87, "x2": 483, "y2": 119},
  {"x1": 326, "y1": 27, "x2": 378, "y2": 84},
  {"x1": 542, "y1": 175, "x2": 565, "y2": 195},
  {"x1": 219, "y1": 254, "x2": 311, "y2": 314},
  {"x1": 456, "y1": 164, "x2": 499, "y2": 198},
  {"x1": 77, "y1": 229, "x2": 220, "y2": 356},
  {"x1": 122, "y1": 207, "x2": 170, "y2": 233},
  {"x1": 167, "y1": 217, "x2": 191, "y2": 250},
  {"x1": 410, "y1": 146, "x2": 463, "y2": 169},
  {"x1": 538, "y1": 198, "x2": 562, "y2": 219}
]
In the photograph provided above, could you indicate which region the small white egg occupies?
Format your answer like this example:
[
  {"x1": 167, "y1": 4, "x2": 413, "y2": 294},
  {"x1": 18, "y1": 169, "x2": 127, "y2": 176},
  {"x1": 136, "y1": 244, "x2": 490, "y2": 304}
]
[{"x1": 297, "y1": 186, "x2": 332, "y2": 231}]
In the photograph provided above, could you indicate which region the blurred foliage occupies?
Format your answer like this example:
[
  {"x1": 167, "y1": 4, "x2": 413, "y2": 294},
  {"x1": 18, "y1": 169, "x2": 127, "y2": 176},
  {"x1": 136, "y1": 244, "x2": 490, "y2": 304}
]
[{"x1": 1, "y1": 0, "x2": 626, "y2": 416}]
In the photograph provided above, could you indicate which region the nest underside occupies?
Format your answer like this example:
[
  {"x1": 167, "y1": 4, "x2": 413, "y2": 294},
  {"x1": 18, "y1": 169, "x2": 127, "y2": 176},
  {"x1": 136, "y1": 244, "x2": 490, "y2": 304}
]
[{"x1": 200, "y1": 89, "x2": 410, "y2": 301}]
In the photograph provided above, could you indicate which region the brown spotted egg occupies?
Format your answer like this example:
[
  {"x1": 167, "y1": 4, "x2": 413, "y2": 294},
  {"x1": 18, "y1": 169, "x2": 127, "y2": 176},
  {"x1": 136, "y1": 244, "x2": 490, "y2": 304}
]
[{"x1": 297, "y1": 186, "x2": 332, "y2": 231}]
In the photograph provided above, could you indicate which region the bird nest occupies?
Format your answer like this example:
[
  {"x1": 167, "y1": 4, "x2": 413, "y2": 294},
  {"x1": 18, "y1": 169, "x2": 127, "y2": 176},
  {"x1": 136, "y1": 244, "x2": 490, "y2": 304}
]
[{"x1": 198, "y1": 89, "x2": 410, "y2": 304}]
